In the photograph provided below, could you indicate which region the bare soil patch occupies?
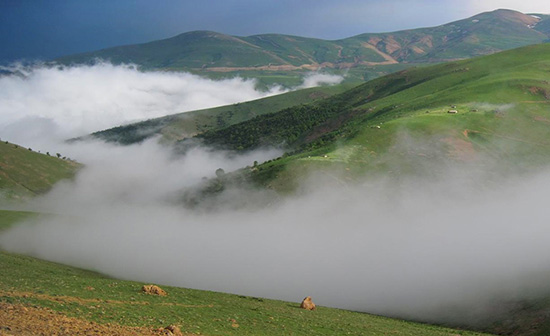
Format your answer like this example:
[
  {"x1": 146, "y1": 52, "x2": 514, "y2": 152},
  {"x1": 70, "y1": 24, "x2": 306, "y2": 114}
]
[{"x1": 0, "y1": 302, "x2": 196, "y2": 336}]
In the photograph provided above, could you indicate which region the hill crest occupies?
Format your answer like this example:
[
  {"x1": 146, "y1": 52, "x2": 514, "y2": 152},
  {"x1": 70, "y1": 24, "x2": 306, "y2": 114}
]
[{"x1": 56, "y1": 9, "x2": 550, "y2": 75}]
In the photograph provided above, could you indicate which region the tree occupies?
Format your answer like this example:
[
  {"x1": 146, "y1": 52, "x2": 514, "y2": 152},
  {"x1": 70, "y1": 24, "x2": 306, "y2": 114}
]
[{"x1": 215, "y1": 168, "x2": 225, "y2": 178}]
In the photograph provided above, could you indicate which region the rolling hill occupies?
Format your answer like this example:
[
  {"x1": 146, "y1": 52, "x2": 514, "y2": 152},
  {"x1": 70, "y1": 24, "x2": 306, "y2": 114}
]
[
  {"x1": 179, "y1": 43, "x2": 550, "y2": 192},
  {"x1": 173, "y1": 44, "x2": 550, "y2": 335},
  {"x1": 88, "y1": 83, "x2": 357, "y2": 145},
  {"x1": 56, "y1": 9, "x2": 550, "y2": 85},
  {"x1": 0, "y1": 141, "x2": 80, "y2": 200}
]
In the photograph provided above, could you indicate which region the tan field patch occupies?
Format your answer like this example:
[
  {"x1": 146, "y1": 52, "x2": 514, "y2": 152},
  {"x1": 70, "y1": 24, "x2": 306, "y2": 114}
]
[
  {"x1": 419, "y1": 35, "x2": 433, "y2": 48},
  {"x1": 0, "y1": 302, "x2": 198, "y2": 336},
  {"x1": 383, "y1": 36, "x2": 402, "y2": 54},
  {"x1": 410, "y1": 46, "x2": 425, "y2": 54},
  {"x1": 361, "y1": 42, "x2": 399, "y2": 64}
]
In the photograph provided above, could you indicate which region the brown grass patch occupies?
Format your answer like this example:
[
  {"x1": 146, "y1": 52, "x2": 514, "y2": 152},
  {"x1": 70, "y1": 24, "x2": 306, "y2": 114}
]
[{"x1": 0, "y1": 302, "x2": 199, "y2": 336}]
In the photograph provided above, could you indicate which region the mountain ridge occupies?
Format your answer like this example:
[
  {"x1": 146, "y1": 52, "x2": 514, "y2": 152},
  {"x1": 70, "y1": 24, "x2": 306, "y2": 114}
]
[{"x1": 56, "y1": 9, "x2": 550, "y2": 78}]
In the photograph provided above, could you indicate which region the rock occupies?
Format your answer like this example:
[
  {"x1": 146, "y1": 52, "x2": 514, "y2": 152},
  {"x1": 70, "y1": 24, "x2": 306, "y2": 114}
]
[
  {"x1": 300, "y1": 296, "x2": 316, "y2": 310},
  {"x1": 141, "y1": 284, "x2": 167, "y2": 296},
  {"x1": 164, "y1": 324, "x2": 183, "y2": 336}
]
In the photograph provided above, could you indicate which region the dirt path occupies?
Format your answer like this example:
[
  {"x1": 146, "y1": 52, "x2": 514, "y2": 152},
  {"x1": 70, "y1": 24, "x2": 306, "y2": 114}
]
[{"x1": 0, "y1": 302, "x2": 195, "y2": 336}]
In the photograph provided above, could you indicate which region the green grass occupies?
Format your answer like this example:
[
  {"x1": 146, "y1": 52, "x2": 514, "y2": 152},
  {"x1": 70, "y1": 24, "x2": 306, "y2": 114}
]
[
  {"x1": 0, "y1": 141, "x2": 80, "y2": 200},
  {"x1": 91, "y1": 83, "x2": 357, "y2": 144},
  {"x1": 0, "y1": 210, "x2": 492, "y2": 335},
  {"x1": 187, "y1": 43, "x2": 550, "y2": 192}
]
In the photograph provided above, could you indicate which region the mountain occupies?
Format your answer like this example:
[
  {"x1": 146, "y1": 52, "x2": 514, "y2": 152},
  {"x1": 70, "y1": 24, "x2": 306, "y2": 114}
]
[
  {"x1": 184, "y1": 43, "x2": 550, "y2": 191},
  {"x1": 0, "y1": 141, "x2": 80, "y2": 200},
  {"x1": 56, "y1": 9, "x2": 550, "y2": 85}
]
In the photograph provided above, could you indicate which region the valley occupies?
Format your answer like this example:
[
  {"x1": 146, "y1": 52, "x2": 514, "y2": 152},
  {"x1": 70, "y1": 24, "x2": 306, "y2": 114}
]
[{"x1": 2, "y1": 5, "x2": 550, "y2": 336}]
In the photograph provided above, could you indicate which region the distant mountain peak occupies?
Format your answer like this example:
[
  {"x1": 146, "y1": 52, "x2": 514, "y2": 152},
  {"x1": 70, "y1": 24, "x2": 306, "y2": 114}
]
[
  {"x1": 486, "y1": 8, "x2": 541, "y2": 25},
  {"x1": 56, "y1": 10, "x2": 550, "y2": 76}
]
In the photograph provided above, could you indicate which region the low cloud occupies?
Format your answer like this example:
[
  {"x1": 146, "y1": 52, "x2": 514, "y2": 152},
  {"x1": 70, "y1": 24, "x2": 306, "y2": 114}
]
[
  {"x1": 2, "y1": 135, "x2": 550, "y2": 328},
  {"x1": 0, "y1": 62, "x2": 286, "y2": 148},
  {"x1": 0, "y1": 63, "x2": 345, "y2": 151},
  {"x1": 298, "y1": 72, "x2": 344, "y2": 88}
]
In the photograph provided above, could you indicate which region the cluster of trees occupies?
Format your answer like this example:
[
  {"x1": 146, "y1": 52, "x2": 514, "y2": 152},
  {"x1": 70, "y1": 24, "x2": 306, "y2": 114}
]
[
  {"x1": 90, "y1": 118, "x2": 169, "y2": 145},
  {"x1": 197, "y1": 103, "x2": 345, "y2": 151}
]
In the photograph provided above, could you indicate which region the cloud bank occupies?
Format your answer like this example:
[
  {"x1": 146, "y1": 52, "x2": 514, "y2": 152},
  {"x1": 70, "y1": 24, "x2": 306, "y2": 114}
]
[
  {"x1": 0, "y1": 63, "x2": 286, "y2": 148},
  {"x1": 2, "y1": 135, "x2": 550, "y2": 328},
  {"x1": 0, "y1": 63, "x2": 345, "y2": 151}
]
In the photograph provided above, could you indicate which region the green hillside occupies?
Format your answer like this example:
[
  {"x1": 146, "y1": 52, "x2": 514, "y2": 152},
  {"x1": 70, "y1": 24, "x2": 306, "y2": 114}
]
[
  {"x1": 172, "y1": 44, "x2": 550, "y2": 335},
  {"x1": 185, "y1": 43, "x2": 550, "y2": 191},
  {"x1": 56, "y1": 10, "x2": 550, "y2": 86},
  {"x1": 0, "y1": 210, "x2": 492, "y2": 336},
  {"x1": 0, "y1": 141, "x2": 80, "y2": 200},
  {"x1": 89, "y1": 83, "x2": 356, "y2": 145}
]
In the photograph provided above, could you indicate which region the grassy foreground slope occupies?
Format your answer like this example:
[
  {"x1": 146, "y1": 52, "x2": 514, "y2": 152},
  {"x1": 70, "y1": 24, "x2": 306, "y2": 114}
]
[
  {"x1": 89, "y1": 83, "x2": 356, "y2": 145},
  {"x1": 0, "y1": 211, "x2": 491, "y2": 336},
  {"x1": 0, "y1": 141, "x2": 80, "y2": 200},
  {"x1": 189, "y1": 43, "x2": 550, "y2": 190},
  {"x1": 56, "y1": 10, "x2": 550, "y2": 86}
]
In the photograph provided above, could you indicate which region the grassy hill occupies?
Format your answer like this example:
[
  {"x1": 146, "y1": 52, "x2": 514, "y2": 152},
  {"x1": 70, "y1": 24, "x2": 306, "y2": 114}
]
[
  {"x1": 171, "y1": 44, "x2": 550, "y2": 335},
  {"x1": 89, "y1": 83, "x2": 357, "y2": 145},
  {"x1": 56, "y1": 9, "x2": 550, "y2": 86},
  {"x1": 0, "y1": 210, "x2": 492, "y2": 335},
  {"x1": 182, "y1": 43, "x2": 550, "y2": 191},
  {"x1": 0, "y1": 141, "x2": 80, "y2": 200}
]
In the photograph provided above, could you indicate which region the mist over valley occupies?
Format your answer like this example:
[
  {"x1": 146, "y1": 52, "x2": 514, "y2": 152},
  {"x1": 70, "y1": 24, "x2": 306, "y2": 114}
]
[{"x1": 2, "y1": 4, "x2": 550, "y2": 336}]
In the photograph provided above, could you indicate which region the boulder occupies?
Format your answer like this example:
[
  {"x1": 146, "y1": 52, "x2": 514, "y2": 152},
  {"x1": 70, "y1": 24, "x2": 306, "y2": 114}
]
[
  {"x1": 141, "y1": 284, "x2": 167, "y2": 296},
  {"x1": 300, "y1": 296, "x2": 316, "y2": 310}
]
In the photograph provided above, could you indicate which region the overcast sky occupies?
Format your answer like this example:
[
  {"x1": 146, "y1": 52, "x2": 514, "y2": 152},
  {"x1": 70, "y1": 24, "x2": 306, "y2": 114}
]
[{"x1": 1, "y1": 0, "x2": 550, "y2": 63}]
